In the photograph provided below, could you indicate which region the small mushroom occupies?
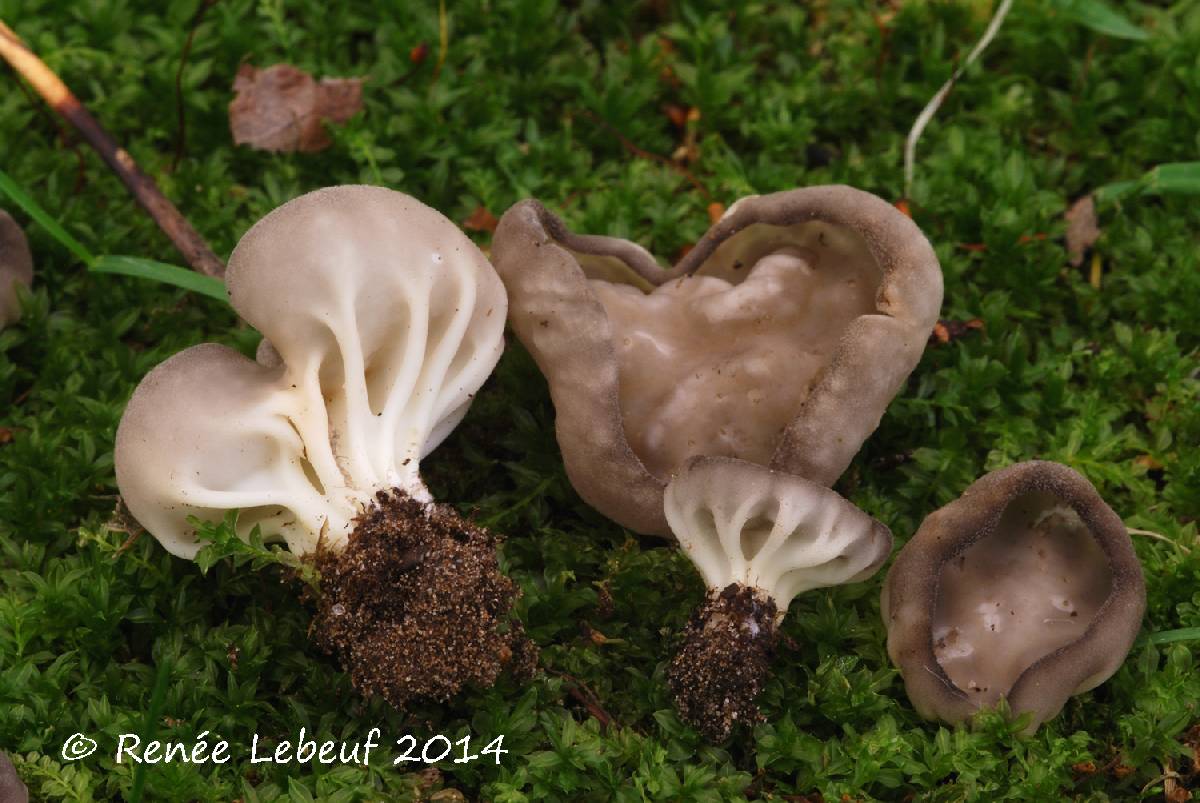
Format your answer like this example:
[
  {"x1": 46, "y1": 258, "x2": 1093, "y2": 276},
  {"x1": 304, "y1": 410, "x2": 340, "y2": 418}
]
[
  {"x1": 116, "y1": 186, "x2": 536, "y2": 708},
  {"x1": 0, "y1": 209, "x2": 33, "y2": 328},
  {"x1": 882, "y1": 460, "x2": 1146, "y2": 731},
  {"x1": 664, "y1": 455, "x2": 892, "y2": 741},
  {"x1": 491, "y1": 186, "x2": 942, "y2": 535}
]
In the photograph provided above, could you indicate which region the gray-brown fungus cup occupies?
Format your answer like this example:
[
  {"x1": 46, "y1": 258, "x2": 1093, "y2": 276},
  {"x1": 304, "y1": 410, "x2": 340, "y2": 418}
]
[
  {"x1": 491, "y1": 185, "x2": 944, "y2": 536},
  {"x1": 882, "y1": 460, "x2": 1146, "y2": 732}
]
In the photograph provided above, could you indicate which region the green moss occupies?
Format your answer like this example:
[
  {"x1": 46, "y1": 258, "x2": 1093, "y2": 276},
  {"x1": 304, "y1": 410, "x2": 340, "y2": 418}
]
[{"x1": 1, "y1": 0, "x2": 1198, "y2": 799}]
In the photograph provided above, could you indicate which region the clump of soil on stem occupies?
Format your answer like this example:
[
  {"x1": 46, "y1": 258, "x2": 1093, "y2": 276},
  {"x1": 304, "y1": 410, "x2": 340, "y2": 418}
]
[
  {"x1": 311, "y1": 490, "x2": 537, "y2": 708},
  {"x1": 667, "y1": 583, "x2": 778, "y2": 742}
]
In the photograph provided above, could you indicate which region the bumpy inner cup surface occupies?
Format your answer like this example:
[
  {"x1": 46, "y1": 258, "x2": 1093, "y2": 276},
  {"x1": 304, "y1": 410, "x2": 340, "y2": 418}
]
[
  {"x1": 584, "y1": 221, "x2": 882, "y2": 479},
  {"x1": 931, "y1": 491, "x2": 1113, "y2": 705}
]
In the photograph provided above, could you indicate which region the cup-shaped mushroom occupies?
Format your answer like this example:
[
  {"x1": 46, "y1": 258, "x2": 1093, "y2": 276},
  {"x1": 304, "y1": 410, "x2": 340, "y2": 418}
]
[
  {"x1": 115, "y1": 186, "x2": 535, "y2": 707},
  {"x1": 882, "y1": 461, "x2": 1146, "y2": 732},
  {"x1": 663, "y1": 455, "x2": 892, "y2": 741},
  {"x1": 0, "y1": 209, "x2": 33, "y2": 328},
  {"x1": 491, "y1": 186, "x2": 943, "y2": 536}
]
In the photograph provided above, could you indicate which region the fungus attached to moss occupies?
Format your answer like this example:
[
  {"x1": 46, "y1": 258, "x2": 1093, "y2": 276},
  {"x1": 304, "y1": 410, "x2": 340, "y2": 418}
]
[
  {"x1": 882, "y1": 460, "x2": 1146, "y2": 732},
  {"x1": 664, "y1": 456, "x2": 892, "y2": 741},
  {"x1": 115, "y1": 186, "x2": 536, "y2": 708},
  {"x1": 491, "y1": 186, "x2": 943, "y2": 535},
  {"x1": 0, "y1": 209, "x2": 33, "y2": 328}
]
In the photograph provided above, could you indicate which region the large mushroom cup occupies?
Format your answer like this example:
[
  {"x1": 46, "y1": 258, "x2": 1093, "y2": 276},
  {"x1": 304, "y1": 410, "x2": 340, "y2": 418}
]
[
  {"x1": 115, "y1": 186, "x2": 536, "y2": 708},
  {"x1": 491, "y1": 185, "x2": 944, "y2": 536},
  {"x1": 492, "y1": 186, "x2": 943, "y2": 739}
]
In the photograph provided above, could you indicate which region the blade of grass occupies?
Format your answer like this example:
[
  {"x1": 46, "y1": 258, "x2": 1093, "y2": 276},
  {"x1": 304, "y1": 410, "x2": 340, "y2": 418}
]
[
  {"x1": 0, "y1": 19, "x2": 225, "y2": 275},
  {"x1": 1050, "y1": 0, "x2": 1150, "y2": 41},
  {"x1": 1096, "y1": 162, "x2": 1200, "y2": 202},
  {"x1": 128, "y1": 652, "x2": 172, "y2": 803},
  {"x1": 1145, "y1": 628, "x2": 1200, "y2": 646},
  {"x1": 92, "y1": 256, "x2": 228, "y2": 303},
  {"x1": 0, "y1": 168, "x2": 228, "y2": 303},
  {"x1": 0, "y1": 167, "x2": 94, "y2": 264}
]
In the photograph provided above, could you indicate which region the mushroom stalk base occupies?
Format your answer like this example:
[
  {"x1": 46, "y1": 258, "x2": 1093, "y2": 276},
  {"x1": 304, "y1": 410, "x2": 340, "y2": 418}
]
[
  {"x1": 667, "y1": 583, "x2": 779, "y2": 742},
  {"x1": 310, "y1": 489, "x2": 537, "y2": 708}
]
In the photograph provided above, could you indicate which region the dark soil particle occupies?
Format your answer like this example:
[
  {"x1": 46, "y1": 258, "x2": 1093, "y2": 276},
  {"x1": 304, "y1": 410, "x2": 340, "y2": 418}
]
[
  {"x1": 311, "y1": 490, "x2": 537, "y2": 708},
  {"x1": 667, "y1": 583, "x2": 778, "y2": 742}
]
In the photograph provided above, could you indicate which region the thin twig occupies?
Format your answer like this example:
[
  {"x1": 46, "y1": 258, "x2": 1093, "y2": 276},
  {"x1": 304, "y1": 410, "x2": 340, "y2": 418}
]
[
  {"x1": 0, "y1": 19, "x2": 225, "y2": 277},
  {"x1": 172, "y1": 0, "x2": 218, "y2": 172},
  {"x1": 903, "y1": 0, "x2": 1014, "y2": 200},
  {"x1": 549, "y1": 670, "x2": 617, "y2": 732},
  {"x1": 1128, "y1": 526, "x2": 1192, "y2": 554},
  {"x1": 578, "y1": 108, "x2": 713, "y2": 201}
]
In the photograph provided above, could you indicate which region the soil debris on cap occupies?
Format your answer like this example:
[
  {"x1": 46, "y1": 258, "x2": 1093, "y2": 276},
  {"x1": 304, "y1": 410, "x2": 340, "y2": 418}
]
[
  {"x1": 311, "y1": 490, "x2": 537, "y2": 708},
  {"x1": 667, "y1": 583, "x2": 778, "y2": 742}
]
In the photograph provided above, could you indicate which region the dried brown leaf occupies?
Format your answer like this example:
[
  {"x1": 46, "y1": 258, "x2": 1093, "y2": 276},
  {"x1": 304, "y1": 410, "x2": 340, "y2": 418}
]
[
  {"x1": 929, "y1": 317, "x2": 984, "y2": 345},
  {"x1": 229, "y1": 64, "x2": 363, "y2": 153},
  {"x1": 1065, "y1": 194, "x2": 1100, "y2": 267},
  {"x1": 1134, "y1": 454, "x2": 1165, "y2": 471},
  {"x1": 462, "y1": 206, "x2": 499, "y2": 234},
  {"x1": 1165, "y1": 773, "x2": 1191, "y2": 803},
  {"x1": 664, "y1": 103, "x2": 688, "y2": 128}
]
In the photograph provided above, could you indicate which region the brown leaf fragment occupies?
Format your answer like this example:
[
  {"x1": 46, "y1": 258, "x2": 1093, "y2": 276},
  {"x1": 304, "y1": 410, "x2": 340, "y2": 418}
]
[
  {"x1": 1071, "y1": 760, "x2": 1097, "y2": 775},
  {"x1": 1165, "y1": 770, "x2": 1191, "y2": 803},
  {"x1": 707, "y1": 202, "x2": 725, "y2": 225},
  {"x1": 1184, "y1": 724, "x2": 1200, "y2": 771},
  {"x1": 929, "y1": 317, "x2": 984, "y2": 345},
  {"x1": 664, "y1": 103, "x2": 688, "y2": 129},
  {"x1": 409, "y1": 42, "x2": 429, "y2": 65},
  {"x1": 462, "y1": 206, "x2": 499, "y2": 234},
  {"x1": 229, "y1": 64, "x2": 363, "y2": 153},
  {"x1": 1134, "y1": 454, "x2": 1165, "y2": 471},
  {"x1": 1065, "y1": 194, "x2": 1100, "y2": 267}
]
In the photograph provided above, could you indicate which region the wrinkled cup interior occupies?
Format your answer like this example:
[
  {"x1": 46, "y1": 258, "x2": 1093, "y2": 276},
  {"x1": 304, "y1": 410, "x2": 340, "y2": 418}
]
[
  {"x1": 574, "y1": 220, "x2": 883, "y2": 480},
  {"x1": 932, "y1": 490, "x2": 1113, "y2": 705}
]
